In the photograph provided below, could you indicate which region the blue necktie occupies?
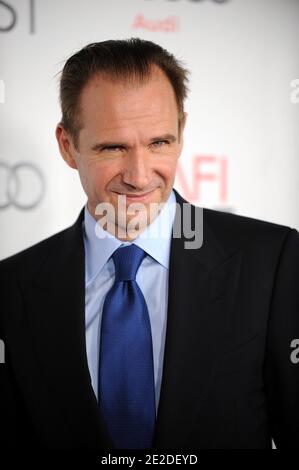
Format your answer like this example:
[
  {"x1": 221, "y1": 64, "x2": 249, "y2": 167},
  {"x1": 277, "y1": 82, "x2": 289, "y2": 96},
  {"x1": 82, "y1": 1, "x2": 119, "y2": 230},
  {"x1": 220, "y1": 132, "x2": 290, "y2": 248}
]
[{"x1": 98, "y1": 244, "x2": 156, "y2": 449}]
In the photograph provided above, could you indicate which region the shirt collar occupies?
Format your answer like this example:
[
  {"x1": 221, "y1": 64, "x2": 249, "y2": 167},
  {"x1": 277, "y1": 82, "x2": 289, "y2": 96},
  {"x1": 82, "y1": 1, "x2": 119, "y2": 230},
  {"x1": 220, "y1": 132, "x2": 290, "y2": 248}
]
[{"x1": 83, "y1": 189, "x2": 177, "y2": 284}]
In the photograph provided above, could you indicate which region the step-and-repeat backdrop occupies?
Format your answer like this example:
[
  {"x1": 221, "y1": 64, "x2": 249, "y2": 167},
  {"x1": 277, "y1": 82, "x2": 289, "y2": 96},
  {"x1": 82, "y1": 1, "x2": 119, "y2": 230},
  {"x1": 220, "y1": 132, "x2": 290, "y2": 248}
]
[{"x1": 1, "y1": 0, "x2": 298, "y2": 259}]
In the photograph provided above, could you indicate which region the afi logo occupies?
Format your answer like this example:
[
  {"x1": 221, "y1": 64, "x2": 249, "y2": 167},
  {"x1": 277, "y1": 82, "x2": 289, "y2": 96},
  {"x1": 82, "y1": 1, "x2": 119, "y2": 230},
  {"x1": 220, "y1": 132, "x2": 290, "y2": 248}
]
[{"x1": 176, "y1": 155, "x2": 228, "y2": 204}]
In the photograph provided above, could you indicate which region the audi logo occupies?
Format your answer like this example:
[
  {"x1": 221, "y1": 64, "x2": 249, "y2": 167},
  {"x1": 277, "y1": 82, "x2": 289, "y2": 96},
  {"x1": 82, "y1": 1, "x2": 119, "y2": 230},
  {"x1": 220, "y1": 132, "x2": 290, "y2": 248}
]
[
  {"x1": 0, "y1": 161, "x2": 45, "y2": 210},
  {"x1": 0, "y1": 1, "x2": 17, "y2": 32},
  {"x1": 0, "y1": 0, "x2": 35, "y2": 34}
]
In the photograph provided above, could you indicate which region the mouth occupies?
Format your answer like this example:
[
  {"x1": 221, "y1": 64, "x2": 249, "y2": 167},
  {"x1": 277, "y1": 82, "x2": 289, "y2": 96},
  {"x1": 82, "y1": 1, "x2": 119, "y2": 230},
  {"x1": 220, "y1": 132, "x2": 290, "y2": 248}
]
[{"x1": 114, "y1": 189, "x2": 156, "y2": 203}]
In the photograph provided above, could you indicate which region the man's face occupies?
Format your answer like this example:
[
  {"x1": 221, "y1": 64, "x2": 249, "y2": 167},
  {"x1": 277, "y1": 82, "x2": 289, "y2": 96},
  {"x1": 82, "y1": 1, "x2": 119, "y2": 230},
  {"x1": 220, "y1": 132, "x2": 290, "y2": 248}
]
[{"x1": 56, "y1": 66, "x2": 186, "y2": 240}]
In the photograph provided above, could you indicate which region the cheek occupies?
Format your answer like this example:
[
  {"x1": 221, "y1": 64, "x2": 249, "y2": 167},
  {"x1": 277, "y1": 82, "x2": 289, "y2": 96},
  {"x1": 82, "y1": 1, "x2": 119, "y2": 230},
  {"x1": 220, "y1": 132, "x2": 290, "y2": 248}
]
[
  {"x1": 90, "y1": 162, "x2": 120, "y2": 192},
  {"x1": 155, "y1": 158, "x2": 178, "y2": 180}
]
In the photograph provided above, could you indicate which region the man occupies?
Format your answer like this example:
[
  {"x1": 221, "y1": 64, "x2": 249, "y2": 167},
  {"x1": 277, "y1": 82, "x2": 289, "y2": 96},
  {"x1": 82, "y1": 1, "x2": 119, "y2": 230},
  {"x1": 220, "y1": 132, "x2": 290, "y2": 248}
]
[{"x1": 0, "y1": 38, "x2": 298, "y2": 449}]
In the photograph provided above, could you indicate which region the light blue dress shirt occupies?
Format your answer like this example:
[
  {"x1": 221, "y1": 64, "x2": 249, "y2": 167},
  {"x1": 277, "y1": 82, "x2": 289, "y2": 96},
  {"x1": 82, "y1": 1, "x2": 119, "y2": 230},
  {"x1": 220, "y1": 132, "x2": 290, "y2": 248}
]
[{"x1": 82, "y1": 189, "x2": 177, "y2": 416}]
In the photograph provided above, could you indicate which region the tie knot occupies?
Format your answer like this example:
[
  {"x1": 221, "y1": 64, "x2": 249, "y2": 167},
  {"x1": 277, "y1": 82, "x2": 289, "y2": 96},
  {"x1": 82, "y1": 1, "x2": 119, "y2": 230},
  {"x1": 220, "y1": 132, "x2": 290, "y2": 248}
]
[{"x1": 112, "y1": 244, "x2": 146, "y2": 282}]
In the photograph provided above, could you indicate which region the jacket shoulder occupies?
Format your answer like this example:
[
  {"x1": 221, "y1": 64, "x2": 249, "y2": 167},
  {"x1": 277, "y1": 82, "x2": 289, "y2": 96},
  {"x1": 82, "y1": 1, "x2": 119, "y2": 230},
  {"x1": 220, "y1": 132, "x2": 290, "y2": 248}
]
[
  {"x1": 0, "y1": 225, "x2": 77, "y2": 279},
  {"x1": 0, "y1": 207, "x2": 84, "y2": 278},
  {"x1": 174, "y1": 189, "x2": 297, "y2": 251},
  {"x1": 202, "y1": 207, "x2": 297, "y2": 252}
]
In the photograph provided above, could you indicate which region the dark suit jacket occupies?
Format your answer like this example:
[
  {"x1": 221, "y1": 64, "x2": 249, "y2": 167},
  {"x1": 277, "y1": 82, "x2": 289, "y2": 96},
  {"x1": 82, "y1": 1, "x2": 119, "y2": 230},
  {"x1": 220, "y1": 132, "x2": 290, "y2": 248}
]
[{"x1": 0, "y1": 189, "x2": 298, "y2": 449}]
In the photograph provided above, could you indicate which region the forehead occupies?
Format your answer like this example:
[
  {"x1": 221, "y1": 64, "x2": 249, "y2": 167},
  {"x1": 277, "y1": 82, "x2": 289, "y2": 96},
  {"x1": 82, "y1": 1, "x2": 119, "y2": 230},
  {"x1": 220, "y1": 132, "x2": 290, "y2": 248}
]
[{"x1": 78, "y1": 67, "x2": 179, "y2": 136}]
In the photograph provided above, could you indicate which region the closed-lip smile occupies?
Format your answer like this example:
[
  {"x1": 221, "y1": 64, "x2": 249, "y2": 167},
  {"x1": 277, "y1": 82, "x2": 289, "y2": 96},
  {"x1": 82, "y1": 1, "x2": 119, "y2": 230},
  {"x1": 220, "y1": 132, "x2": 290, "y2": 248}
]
[{"x1": 115, "y1": 189, "x2": 156, "y2": 199}]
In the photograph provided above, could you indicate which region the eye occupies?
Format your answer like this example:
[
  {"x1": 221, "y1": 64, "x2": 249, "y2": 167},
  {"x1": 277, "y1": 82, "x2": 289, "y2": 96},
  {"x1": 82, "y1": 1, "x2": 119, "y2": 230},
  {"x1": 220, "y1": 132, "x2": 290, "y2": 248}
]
[
  {"x1": 101, "y1": 145, "x2": 123, "y2": 152},
  {"x1": 151, "y1": 140, "x2": 169, "y2": 148}
]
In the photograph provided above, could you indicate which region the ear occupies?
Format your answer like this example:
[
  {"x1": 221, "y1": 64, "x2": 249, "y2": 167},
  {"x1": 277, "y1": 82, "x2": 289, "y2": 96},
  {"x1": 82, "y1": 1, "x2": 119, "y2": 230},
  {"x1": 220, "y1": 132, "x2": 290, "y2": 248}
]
[
  {"x1": 55, "y1": 123, "x2": 78, "y2": 169},
  {"x1": 178, "y1": 112, "x2": 188, "y2": 155},
  {"x1": 181, "y1": 111, "x2": 188, "y2": 128}
]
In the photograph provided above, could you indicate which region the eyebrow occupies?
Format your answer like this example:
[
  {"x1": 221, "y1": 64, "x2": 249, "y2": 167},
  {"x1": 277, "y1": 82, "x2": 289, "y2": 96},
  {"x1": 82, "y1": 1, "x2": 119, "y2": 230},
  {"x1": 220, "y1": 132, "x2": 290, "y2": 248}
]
[
  {"x1": 149, "y1": 134, "x2": 177, "y2": 144},
  {"x1": 90, "y1": 134, "x2": 177, "y2": 152}
]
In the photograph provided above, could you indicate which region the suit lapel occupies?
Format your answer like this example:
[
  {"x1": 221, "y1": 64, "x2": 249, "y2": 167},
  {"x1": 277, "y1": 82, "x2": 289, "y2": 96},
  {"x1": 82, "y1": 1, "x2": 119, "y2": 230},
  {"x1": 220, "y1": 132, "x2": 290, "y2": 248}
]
[
  {"x1": 153, "y1": 190, "x2": 243, "y2": 448},
  {"x1": 20, "y1": 209, "x2": 114, "y2": 448}
]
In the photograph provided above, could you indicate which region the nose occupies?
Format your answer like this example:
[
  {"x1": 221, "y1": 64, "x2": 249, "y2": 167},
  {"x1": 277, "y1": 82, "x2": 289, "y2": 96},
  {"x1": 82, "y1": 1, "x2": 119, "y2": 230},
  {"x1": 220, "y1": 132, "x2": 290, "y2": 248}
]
[{"x1": 121, "y1": 147, "x2": 152, "y2": 191}]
